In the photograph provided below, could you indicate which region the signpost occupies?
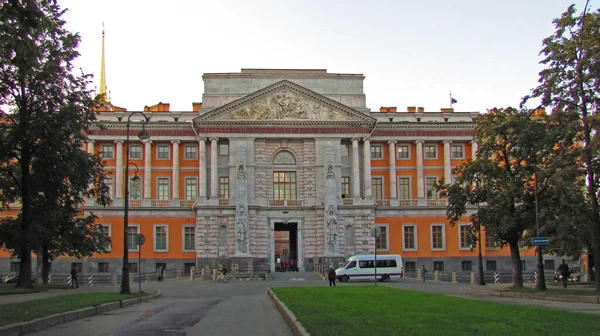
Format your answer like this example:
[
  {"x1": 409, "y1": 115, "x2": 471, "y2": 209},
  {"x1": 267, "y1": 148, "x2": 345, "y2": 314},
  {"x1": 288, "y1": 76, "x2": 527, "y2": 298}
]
[
  {"x1": 531, "y1": 237, "x2": 549, "y2": 246},
  {"x1": 135, "y1": 234, "x2": 145, "y2": 293},
  {"x1": 370, "y1": 226, "x2": 381, "y2": 285}
]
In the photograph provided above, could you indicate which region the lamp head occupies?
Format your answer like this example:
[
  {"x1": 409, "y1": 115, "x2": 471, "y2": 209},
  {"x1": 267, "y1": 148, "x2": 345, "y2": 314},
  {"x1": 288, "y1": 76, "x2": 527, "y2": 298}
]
[{"x1": 137, "y1": 128, "x2": 150, "y2": 140}]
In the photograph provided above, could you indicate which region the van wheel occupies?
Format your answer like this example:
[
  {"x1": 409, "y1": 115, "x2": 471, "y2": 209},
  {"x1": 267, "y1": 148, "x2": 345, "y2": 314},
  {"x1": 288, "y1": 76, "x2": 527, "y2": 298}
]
[
  {"x1": 382, "y1": 274, "x2": 390, "y2": 282},
  {"x1": 341, "y1": 275, "x2": 349, "y2": 282}
]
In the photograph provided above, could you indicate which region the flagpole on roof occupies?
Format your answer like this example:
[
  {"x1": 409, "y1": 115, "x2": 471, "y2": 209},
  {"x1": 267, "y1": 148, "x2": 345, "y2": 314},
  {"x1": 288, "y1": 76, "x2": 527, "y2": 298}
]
[{"x1": 450, "y1": 91, "x2": 452, "y2": 109}]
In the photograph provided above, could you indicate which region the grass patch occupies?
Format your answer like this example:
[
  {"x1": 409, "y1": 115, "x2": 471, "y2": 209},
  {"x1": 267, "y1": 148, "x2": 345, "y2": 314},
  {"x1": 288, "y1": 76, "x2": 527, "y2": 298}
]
[
  {"x1": 506, "y1": 286, "x2": 599, "y2": 296},
  {"x1": 0, "y1": 283, "x2": 72, "y2": 296},
  {"x1": 272, "y1": 286, "x2": 600, "y2": 336},
  {"x1": 0, "y1": 292, "x2": 148, "y2": 326}
]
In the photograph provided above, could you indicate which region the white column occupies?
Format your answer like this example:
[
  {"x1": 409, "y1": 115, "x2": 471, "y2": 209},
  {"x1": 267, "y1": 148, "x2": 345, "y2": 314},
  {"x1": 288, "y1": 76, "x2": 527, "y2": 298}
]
[
  {"x1": 415, "y1": 140, "x2": 424, "y2": 198},
  {"x1": 471, "y1": 140, "x2": 478, "y2": 160},
  {"x1": 144, "y1": 140, "x2": 152, "y2": 201},
  {"x1": 171, "y1": 140, "x2": 180, "y2": 201},
  {"x1": 443, "y1": 140, "x2": 452, "y2": 184},
  {"x1": 388, "y1": 141, "x2": 397, "y2": 199},
  {"x1": 115, "y1": 140, "x2": 123, "y2": 200},
  {"x1": 362, "y1": 138, "x2": 372, "y2": 199},
  {"x1": 351, "y1": 138, "x2": 361, "y2": 198},
  {"x1": 210, "y1": 137, "x2": 219, "y2": 199},
  {"x1": 199, "y1": 138, "x2": 207, "y2": 199},
  {"x1": 85, "y1": 140, "x2": 95, "y2": 205},
  {"x1": 87, "y1": 140, "x2": 95, "y2": 155}
]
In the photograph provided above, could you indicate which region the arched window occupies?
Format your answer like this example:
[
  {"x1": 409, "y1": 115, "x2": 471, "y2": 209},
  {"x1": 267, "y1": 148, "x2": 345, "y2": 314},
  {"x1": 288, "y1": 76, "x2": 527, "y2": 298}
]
[{"x1": 273, "y1": 151, "x2": 296, "y2": 165}]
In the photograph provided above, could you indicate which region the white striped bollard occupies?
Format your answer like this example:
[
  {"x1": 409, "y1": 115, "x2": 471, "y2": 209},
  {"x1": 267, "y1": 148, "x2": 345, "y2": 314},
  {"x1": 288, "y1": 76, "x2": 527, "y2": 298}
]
[
  {"x1": 67, "y1": 274, "x2": 72, "y2": 286},
  {"x1": 493, "y1": 272, "x2": 500, "y2": 283},
  {"x1": 48, "y1": 274, "x2": 52, "y2": 284},
  {"x1": 533, "y1": 272, "x2": 537, "y2": 283},
  {"x1": 88, "y1": 274, "x2": 94, "y2": 287}
]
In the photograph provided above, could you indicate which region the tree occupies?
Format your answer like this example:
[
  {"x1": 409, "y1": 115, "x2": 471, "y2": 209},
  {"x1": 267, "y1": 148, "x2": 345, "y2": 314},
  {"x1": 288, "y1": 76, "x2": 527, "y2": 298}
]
[
  {"x1": 439, "y1": 107, "x2": 583, "y2": 288},
  {"x1": 0, "y1": 1, "x2": 109, "y2": 287},
  {"x1": 525, "y1": 1, "x2": 600, "y2": 290}
]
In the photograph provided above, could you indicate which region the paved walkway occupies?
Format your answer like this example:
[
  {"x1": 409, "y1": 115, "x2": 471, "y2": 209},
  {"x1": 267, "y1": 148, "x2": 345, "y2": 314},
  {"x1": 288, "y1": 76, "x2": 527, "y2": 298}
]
[{"x1": 0, "y1": 284, "x2": 119, "y2": 305}]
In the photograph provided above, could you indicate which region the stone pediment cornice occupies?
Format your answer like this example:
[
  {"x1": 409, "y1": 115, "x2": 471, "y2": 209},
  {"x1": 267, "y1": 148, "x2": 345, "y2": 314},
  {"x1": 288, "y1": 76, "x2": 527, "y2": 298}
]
[
  {"x1": 194, "y1": 80, "x2": 377, "y2": 128},
  {"x1": 375, "y1": 122, "x2": 475, "y2": 130}
]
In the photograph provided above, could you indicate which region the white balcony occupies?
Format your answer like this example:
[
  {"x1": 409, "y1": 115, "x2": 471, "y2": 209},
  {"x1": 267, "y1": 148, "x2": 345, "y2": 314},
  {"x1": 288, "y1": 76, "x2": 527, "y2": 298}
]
[{"x1": 267, "y1": 199, "x2": 304, "y2": 206}]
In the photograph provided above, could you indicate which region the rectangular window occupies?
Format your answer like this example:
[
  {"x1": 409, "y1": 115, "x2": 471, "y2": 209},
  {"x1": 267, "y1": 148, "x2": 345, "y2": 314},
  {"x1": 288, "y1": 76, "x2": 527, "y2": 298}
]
[
  {"x1": 158, "y1": 178, "x2": 170, "y2": 201},
  {"x1": 486, "y1": 260, "x2": 497, "y2": 271},
  {"x1": 403, "y1": 225, "x2": 417, "y2": 250},
  {"x1": 273, "y1": 172, "x2": 297, "y2": 200},
  {"x1": 375, "y1": 225, "x2": 387, "y2": 250},
  {"x1": 370, "y1": 145, "x2": 382, "y2": 159},
  {"x1": 10, "y1": 262, "x2": 20, "y2": 272},
  {"x1": 372, "y1": 177, "x2": 383, "y2": 201},
  {"x1": 129, "y1": 177, "x2": 142, "y2": 201},
  {"x1": 426, "y1": 177, "x2": 438, "y2": 200},
  {"x1": 105, "y1": 177, "x2": 114, "y2": 198},
  {"x1": 154, "y1": 225, "x2": 168, "y2": 251},
  {"x1": 431, "y1": 224, "x2": 445, "y2": 250},
  {"x1": 97, "y1": 224, "x2": 111, "y2": 251},
  {"x1": 405, "y1": 261, "x2": 416, "y2": 273},
  {"x1": 101, "y1": 144, "x2": 114, "y2": 159},
  {"x1": 219, "y1": 177, "x2": 229, "y2": 199},
  {"x1": 129, "y1": 144, "x2": 142, "y2": 159},
  {"x1": 127, "y1": 225, "x2": 139, "y2": 251},
  {"x1": 341, "y1": 177, "x2": 350, "y2": 199},
  {"x1": 129, "y1": 263, "x2": 138, "y2": 273},
  {"x1": 98, "y1": 262, "x2": 110, "y2": 273},
  {"x1": 433, "y1": 261, "x2": 444, "y2": 271},
  {"x1": 71, "y1": 262, "x2": 82, "y2": 273},
  {"x1": 398, "y1": 177, "x2": 410, "y2": 201},
  {"x1": 424, "y1": 144, "x2": 437, "y2": 159},
  {"x1": 157, "y1": 145, "x2": 170, "y2": 159},
  {"x1": 451, "y1": 144, "x2": 464, "y2": 159},
  {"x1": 183, "y1": 226, "x2": 195, "y2": 251},
  {"x1": 461, "y1": 261, "x2": 472, "y2": 271},
  {"x1": 185, "y1": 178, "x2": 197, "y2": 201},
  {"x1": 396, "y1": 145, "x2": 410, "y2": 159},
  {"x1": 544, "y1": 260, "x2": 555, "y2": 270},
  {"x1": 184, "y1": 145, "x2": 198, "y2": 159},
  {"x1": 521, "y1": 260, "x2": 526, "y2": 270},
  {"x1": 459, "y1": 224, "x2": 471, "y2": 249},
  {"x1": 219, "y1": 143, "x2": 229, "y2": 156},
  {"x1": 485, "y1": 233, "x2": 498, "y2": 249}
]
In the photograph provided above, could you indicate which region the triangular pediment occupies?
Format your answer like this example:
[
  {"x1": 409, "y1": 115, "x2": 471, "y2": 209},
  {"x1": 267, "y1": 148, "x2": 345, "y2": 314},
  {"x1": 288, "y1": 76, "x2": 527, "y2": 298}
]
[{"x1": 194, "y1": 80, "x2": 376, "y2": 125}]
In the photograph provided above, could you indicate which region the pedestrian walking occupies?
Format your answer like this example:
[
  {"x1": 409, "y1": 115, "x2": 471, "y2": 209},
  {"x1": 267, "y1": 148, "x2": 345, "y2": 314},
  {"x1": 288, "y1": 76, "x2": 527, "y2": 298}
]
[
  {"x1": 328, "y1": 266, "x2": 337, "y2": 287},
  {"x1": 157, "y1": 267, "x2": 163, "y2": 282},
  {"x1": 421, "y1": 265, "x2": 427, "y2": 282},
  {"x1": 558, "y1": 259, "x2": 570, "y2": 288},
  {"x1": 70, "y1": 266, "x2": 79, "y2": 288}
]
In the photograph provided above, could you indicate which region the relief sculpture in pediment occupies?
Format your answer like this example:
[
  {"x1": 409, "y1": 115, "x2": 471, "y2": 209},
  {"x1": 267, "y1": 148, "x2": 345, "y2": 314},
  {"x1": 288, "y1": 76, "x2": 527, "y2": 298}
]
[{"x1": 228, "y1": 90, "x2": 350, "y2": 121}]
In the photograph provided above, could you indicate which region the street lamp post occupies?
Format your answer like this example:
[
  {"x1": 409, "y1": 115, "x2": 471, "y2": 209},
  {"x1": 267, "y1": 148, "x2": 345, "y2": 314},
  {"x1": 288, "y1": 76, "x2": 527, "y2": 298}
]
[
  {"x1": 121, "y1": 112, "x2": 150, "y2": 295},
  {"x1": 534, "y1": 173, "x2": 547, "y2": 290},
  {"x1": 476, "y1": 174, "x2": 485, "y2": 286}
]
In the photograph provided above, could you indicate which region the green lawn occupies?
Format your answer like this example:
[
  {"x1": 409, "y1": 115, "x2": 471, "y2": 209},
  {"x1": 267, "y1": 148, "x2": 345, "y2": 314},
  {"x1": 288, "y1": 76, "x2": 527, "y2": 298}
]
[
  {"x1": 0, "y1": 292, "x2": 147, "y2": 326},
  {"x1": 0, "y1": 283, "x2": 72, "y2": 296},
  {"x1": 272, "y1": 286, "x2": 600, "y2": 336}
]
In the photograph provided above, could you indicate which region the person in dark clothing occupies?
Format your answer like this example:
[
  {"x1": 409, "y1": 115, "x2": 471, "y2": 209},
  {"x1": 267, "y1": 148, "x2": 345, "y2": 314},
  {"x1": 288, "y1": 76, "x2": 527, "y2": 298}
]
[
  {"x1": 421, "y1": 265, "x2": 427, "y2": 282},
  {"x1": 558, "y1": 259, "x2": 570, "y2": 288},
  {"x1": 70, "y1": 267, "x2": 79, "y2": 288},
  {"x1": 328, "y1": 267, "x2": 337, "y2": 287}
]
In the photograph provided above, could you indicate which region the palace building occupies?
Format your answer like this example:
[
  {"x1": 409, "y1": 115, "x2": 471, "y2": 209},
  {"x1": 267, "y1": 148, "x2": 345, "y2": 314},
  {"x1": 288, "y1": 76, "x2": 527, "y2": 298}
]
[{"x1": 0, "y1": 32, "x2": 546, "y2": 278}]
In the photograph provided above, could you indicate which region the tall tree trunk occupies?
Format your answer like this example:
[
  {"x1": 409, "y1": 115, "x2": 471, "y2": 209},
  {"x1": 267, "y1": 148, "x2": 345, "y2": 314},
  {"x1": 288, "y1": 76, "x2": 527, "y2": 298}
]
[
  {"x1": 509, "y1": 240, "x2": 523, "y2": 288},
  {"x1": 588, "y1": 252, "x2": 595, "y2": 282},
  {"x1": 42, "y1": 248, "x2": 50, "y2": 284}
]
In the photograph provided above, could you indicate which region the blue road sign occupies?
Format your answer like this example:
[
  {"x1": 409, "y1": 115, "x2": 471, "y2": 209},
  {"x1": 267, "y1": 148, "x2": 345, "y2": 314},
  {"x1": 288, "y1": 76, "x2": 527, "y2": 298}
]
[{"x1": 531, "y1": 237, "x2": 549, "y2": 245}]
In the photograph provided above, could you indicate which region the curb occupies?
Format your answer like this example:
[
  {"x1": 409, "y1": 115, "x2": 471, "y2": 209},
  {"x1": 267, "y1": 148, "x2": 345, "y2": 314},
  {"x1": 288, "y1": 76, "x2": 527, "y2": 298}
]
[
  {"x1": 267, "y1": 289, "x2": 310, "y2": 336},
  {"x1": 0, "y1": 290, "x2": 162, "y2": 336},
  {"x1": 463, "y1": 287, "x2": 600, "y2": 304}
]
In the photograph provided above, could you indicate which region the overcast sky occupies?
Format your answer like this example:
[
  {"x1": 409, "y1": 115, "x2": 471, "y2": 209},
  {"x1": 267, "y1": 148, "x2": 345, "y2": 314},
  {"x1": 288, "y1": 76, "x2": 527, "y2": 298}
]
[{"x1": 59, "y1": 0, "x2": 591, "y2": 113}]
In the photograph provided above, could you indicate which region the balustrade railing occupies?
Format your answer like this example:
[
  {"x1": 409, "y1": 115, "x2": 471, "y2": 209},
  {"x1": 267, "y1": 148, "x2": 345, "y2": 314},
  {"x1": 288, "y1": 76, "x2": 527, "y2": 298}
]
[{"x1": 267, "y1": 199, "x2": 304, "y2": 206}]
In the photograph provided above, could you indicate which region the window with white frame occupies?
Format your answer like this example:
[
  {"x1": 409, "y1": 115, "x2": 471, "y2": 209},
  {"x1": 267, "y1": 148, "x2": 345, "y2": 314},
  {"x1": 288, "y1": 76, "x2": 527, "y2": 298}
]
[
  {"x1": 341, "y1": 177, "x2": 350, "y2": 199},
  {"x1": 426, "y1": 177, "x2": 438, "y2": 200},
  {"x1": 101, "y1": 144, "x2": 114, "y2": 159},
  {"x1": 129, "y1": 177, "x2": 142, "y2": 200},
  {"x1": 184, "y1": 144, "x2": 197, "y2": 159},
  {"x1": 157, "y1": 178, "x2": 170, "y2": 200},
  {"x1": 129, "y1": 144, "x2": 142, "y2": 159},
  {"x1": 485, "y1": 232, "x2": 499, "y2": 249},
  {"x1": 459, "y1": 224, "x2": 472, "y2": 250},
  {"x1": 219, "y1": 143, "x2": 229, "y2": 156},
  {"x1": 157, "y1": 145, "x2": 170, "y2": 159},
  {"x1": 430, "y1": 224, "x2": 445, "y2": 250},
  {"x1": 375, "y1": 225, "x2": 388, "y2": 250},
  {"x1": 154, "y1": 225, "x2": 168, "y2": 251},
  {"x1": 127, "y1": 225, "x2": 139, "y2": 251},
  {"x1": 97, "y1": 224, "x2": 111, "y2": 252},
  {"x1": 398, "y1": 177, "x2": 411, "y2": 201},
  {"x1": 105, "y1": 177, "x2": 114, "y2": 198},
  {"x1": 183, "y1": 226, "x2": 195, "y2": 251},
  {"x1": 451, "y1": 144, "x2": 464, "y2": 159},
  {"x1": 185, "y1": 177, "x2": 197, "y2": 200},
  {"x1": 370, "y1": 145, "x2": 383, "y2": 159},
  {"x1": 372, "y1": 177, "x2": 383, "y2": 201},
  {"x1": 424, "y1": 144, "x2": 437, "y2": 159},
  {"x1": 402, "y1": 224, "x2": 417, "y2": 251},
  {"x1": 396, "y1": 144, "x2": 410, "y2": 159},
  {"x1": 219, "y1": 177, "x2": 229, "y2": 199}
]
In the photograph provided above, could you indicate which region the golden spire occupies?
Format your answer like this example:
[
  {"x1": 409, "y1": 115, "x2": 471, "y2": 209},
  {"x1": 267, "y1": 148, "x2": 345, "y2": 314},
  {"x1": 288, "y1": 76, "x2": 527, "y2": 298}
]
[{"x1": 99, "y1": 23, "x2": 108, "y2": 102}]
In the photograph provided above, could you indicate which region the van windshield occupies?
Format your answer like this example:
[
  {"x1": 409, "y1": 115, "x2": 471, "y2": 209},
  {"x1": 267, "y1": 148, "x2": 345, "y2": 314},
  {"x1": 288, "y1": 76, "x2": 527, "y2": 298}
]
[{"x1": 345, "y1": 261, "x2": 356, "y2": 269}]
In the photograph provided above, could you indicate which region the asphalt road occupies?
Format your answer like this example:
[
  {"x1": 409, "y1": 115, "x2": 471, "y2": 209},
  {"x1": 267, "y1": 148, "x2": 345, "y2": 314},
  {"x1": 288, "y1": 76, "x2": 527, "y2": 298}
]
[{"x1": 23, "y1": 272, "x2": 600, "y2": 336}]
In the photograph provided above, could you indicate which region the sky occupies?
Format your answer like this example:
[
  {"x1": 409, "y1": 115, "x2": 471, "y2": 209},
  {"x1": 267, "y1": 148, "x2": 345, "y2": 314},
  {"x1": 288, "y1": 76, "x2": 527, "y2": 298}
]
[{"x1": 59, "y1": 0, "x2": 592, "y2": 113}]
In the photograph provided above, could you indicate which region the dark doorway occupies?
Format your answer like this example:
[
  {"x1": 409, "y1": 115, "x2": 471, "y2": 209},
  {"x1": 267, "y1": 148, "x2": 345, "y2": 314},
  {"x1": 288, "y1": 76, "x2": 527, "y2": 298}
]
[{"x1": 274, "y1": 222, "x2": 298, "y2": 272}]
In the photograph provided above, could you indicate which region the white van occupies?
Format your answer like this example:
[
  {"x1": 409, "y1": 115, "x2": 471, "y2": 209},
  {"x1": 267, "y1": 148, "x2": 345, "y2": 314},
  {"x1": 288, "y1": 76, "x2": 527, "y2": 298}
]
[{"x1": 335, "y1": 254, "x2": 403, "y2": 282}]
